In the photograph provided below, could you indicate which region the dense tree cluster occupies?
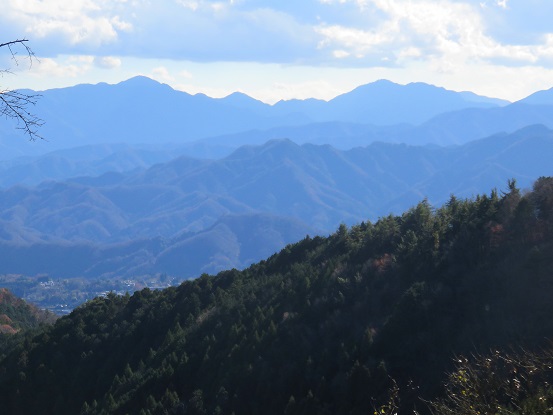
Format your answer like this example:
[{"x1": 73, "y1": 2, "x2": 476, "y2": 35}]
[
  {"x1": 1, "y1": 177, "x2": 553, "y2": 414},
  {"x1": 0, "y1": 288, "x2": 56, "y2": 359}
]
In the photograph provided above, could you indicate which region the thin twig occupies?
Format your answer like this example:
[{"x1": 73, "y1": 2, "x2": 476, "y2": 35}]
[{"x1": 0, "y1": 39, "x2": 44, "y2": 140}]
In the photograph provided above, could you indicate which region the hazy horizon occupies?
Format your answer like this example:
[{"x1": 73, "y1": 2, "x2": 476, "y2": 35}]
[{"x1": 3, "y1": 1, "x2": 553, "y2": 103}]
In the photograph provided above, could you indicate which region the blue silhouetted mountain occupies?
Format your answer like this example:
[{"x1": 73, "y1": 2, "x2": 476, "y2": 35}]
[
  {"x1": 0, "y1": 143, "x2": 184, "y2": 188},
  {"x1": 0, "y1": 77, "x2": 514, "y2": 160},
  {"x1": 0, "y1": 76, "x2": 311, "y2": 155},
  {"x1": 215, "y1": 91, "x2": 274, "y2": 116},
  {"x1": 517, "y1": 86, "x2": 553, "y2": 105},
  {"x1": 181, "y1": 101, "x2": 553, "y2": 151},
  {"x1": 0, "y1": 125, "x2": 552, "y2": 278},
  {"x1": 0, "y1": 213, "x2": 317, "y2": 279},
  {"x1": 273, "y1": 79, "x2": 508, "y2": 124},
  {"x1": 399, "y1": 102, "x2": 553, "y2": 145}
]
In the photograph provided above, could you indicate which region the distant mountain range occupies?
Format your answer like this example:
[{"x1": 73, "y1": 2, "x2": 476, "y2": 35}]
[
  {"x1": 1, "y1": 124, "x2": 552, "y2": 278},
  {"x1": 2, "y1": 77, "x2": 553, "y2": 280},
  {"x1": 0, "y1": 213, "x2": 316, "y2": 279},
  {"x1": 2, "y1": 77, "x2": 553, "y2": 183},
  {"x1": 0, "y1": 76, "x2": 515, "y2": 160},
  {"x1": 270, "y1": 79, "x2": 508, "y2": 124},
  {"x1": 2, "y1": 77, "x2": 553, "y2": 415}
]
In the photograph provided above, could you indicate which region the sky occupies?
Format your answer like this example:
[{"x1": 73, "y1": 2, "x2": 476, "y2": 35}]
[{"x1": 2, "y1": 0, "x2": 553, "y2": 104}]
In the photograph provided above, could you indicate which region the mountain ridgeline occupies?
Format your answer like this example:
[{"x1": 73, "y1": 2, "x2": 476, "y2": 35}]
[
  {"x1": 0, "y1": 77, "x2": 529, "y2": 160},
  {"x1": 6, "y1": 77, "x2": 553, "y2": 165},
  {"x1": 1, "y1": 125, "x2": 553, "y2": 279},
  {"x1": 1, "y1": 177, "x2": 553, "y2": 415}
]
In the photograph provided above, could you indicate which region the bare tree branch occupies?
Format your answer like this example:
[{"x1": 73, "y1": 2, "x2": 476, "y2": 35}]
[
  {"x1": 0, "y1": 89, "x2": 44, "y2": 140},
  {"x1": 0, "y1": 38, "x2": 44, "y2": 141}
]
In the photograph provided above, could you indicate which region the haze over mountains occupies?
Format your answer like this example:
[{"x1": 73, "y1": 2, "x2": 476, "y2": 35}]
[
  {"x1": 0, "y1": 76, "x2": 514, "y2": 160},
  {"x1": 1, "y1": 124, "x2": 553, "y2": 279},
  {"x1": 0, "y1": 76, "x2": 552, "y2": 176},
  {"x1": 1, "y1": 77, "x2": 553, "y2": 280}
]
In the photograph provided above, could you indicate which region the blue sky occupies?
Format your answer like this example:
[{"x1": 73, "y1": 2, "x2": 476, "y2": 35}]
[{"x1": 2, "y1": 0, "x2": 553, "y2": 103}]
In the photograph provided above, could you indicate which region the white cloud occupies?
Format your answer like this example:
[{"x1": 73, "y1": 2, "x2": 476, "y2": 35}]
[
  {"x1": 2, "y1": 0, "x2": 553, "y2": 69},
  {"x1": 176, "y1": 0, "x2": 236, "y2": 12},
  {"x1": 179, "y1": 69, "x2": 193, "y2": 79},
  {"x1": 22, "y1": 55, "x2": 94, "y2": 80},
  {"x1": 400, "y1": 47, "x2": 422, "y2": 58},
  {"x1": 333, "y1": 50, "x2": 351, "y2": 59},
  {"x1": 315, "y1": 0, "x2": 553, "y2": 67},
  {"x1": 480, "y1": 0, "x2": 509, "y2": 8},
  {"x1": 3, "y1": 0, "x2": 553, "y2": 104},
  {"x1": 151, "y1": 66, "x2": 175, "y2": 82},
  {"x1": 94, "y1": 56, "x2": 122, "y2": 69},
  {"x1": 316, "y1": 24, "x2": 394, "y2": 54},
  {"x1": 111, "y1": 16, "x2": 133, "y2": 32},
  {"x1": 4, "y1": 0, "x2": 132, "y2": 49},
  {"x1": 177, "y1": 0, "x2": 200, "y2": 11}
]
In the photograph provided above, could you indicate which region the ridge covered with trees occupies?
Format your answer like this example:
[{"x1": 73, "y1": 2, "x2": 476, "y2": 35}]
[
  {"x1": 0, "y1": 288, "x2": 56, "y2": 359},
  {"x1": 0, "y1": 288, "x2": 56, "y2": 334},
  {"x1": 1, "y1": 177, "x2": 553, "y2": 414}
]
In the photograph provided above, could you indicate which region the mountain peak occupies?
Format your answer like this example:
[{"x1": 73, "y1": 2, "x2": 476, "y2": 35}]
[
  {"x1": 518, "y1": 86, "x2": 553, "y2": 106},
  {"x1": 116, "y1": 76, "x2": 176, "y2": 93},
  {"x1": 219, "y1": 91, "x2": 270, "y2": 110},
  {"x1": 119, "y1": 75, "x2": 163, "y2": 86},
  {"x1": 371, "y1": 79, "x2": 397, "y2": 86},
  {"x1": 226, "y1": 138, "x2": 299, "y2": 161},
  {"x1": 224, "y1": 91, "x2": 252, "y2": 100}
]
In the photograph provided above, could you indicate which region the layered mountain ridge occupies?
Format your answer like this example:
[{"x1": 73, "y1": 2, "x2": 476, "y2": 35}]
[
  {"x1": 0, "y1": 76, "x2": 515, "y2": 160},
  {"x1": 1, "y1": 124, "x2": 552, "y2": 278}
]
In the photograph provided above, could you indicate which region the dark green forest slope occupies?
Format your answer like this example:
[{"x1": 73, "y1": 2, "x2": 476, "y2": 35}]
[
  {"x1": 1, "y1": 177, "x2": 553, "y2": 415},
  {"x1": 0, "y1": 288, "x2": 51, "y2": 335},
  {"x1": 0, "y1": 288, "x2": 56, "y2": 359}
]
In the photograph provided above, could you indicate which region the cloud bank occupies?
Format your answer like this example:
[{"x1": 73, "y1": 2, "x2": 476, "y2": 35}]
[
  {"x1": 3, "y1": 0, "x2": 553, "y2": 66},
  {"x1": 2, "y1": 0, "x2": 553, "y2": 102}
]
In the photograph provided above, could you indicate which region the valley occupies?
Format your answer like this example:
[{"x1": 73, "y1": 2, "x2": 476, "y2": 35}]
[
  {"x1": 1, "y1": 77, "x2": 553, "y2": 412},
  {"x1": 3, "y1": 3, "x2": 553, "y2": 414},
  {"x1": 1, "y1": 78, "x2": 553, "y2": 312}
]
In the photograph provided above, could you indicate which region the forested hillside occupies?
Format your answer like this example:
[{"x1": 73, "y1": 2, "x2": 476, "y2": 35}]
[
  {"x1": 0, "y1": 288, "x2": 56, "y2": 358},
  {"x1": 1, "y1": 177, "x2": 553, "y2": 415},
  {"x1": 0, "y1": 288, "x2": 55, "y2": 333}
]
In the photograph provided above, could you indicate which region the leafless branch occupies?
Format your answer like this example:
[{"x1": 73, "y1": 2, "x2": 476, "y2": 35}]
[
  {"x1": 0, "y1": 89, "x2": 44, "y2": 140},
  {"x1": 0, "y1": 39, "x2": 36, "y2": 68},
  {"x1": 0, "y1": 38, "x2": 43, "y2": 140}
]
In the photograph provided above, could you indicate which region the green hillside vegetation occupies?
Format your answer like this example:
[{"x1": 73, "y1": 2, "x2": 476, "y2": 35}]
[
  {"x1": 0, "y1": 288, "x2": 57, "y2": 358},
  {"x1": 0, "y1": 288, "x2": 56, "y2": 334},
  {"x1": 1, "y1": 177, "x2": 553, "y2": 415}
]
